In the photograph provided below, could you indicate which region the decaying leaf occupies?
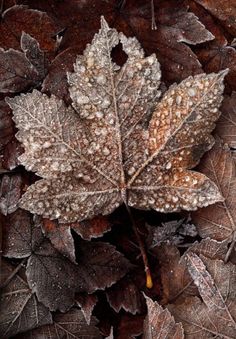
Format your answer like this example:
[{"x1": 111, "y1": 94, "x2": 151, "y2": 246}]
[
  {"x1": 169, "y1": 253, "x2": 236, "y2": 338},
  {"x1": 106, "y1": 275, "x2": 143, "y2": 314},
  {"x1": 0, "y1": 32, "x2": 48, "y2": 93},
  {"x1": 146, "y1": 218, "x2": 197, "y2": 248},
  {"x1": 215, "y1": 92, "x2": 236, "y2": 147},
  {"x1": 143, "y1": 295, "x2": 184, "y2": 339},
  {"x1": 76, "y1": 293, "x2": 98, "y2": 325},
  {"x1": 0, "y1": 5, "x2": 59, "y2": 52},
  {"x1": 13, "y1": 308, "x2": 102, "y2": 339},
  {"x1": 2, "y1": 209, "x2": 131, "y2": 312},
  {"x1": 155, "y1": 245, "x2": 197, "y2": 304},
  {"x1": 192, "y1": 140, "x2": 236, "y2": 244},
  {"x1": 0, "y1": 260, "x2": 52, "y2": 338},
  {"x1": 0, "y1": 173, "x2": 24, "y2": 215},
  {"x1": 6, "y1": 17, "x2": 227, "y2": 223}
]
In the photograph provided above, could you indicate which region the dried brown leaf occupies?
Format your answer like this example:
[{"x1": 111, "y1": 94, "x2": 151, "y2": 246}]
[
  {"x1": 0, "y1": 32, "x2": 48, "y2": 93},
  {"x1": 76, "y1": 293, "x2": 98, "y2": 325},
  {"x1": 192, "y1": 140, "x2": 236, "y2": 243},
  {"x1": 215, "y1": 92, "x2": 236, "y2": 147},
  {"x1": 0, "y1": 5, "x2": 59, "y2": 53},
  {"x1": 42, "y1": 218, "x2": 76, "y2": 262},
  {"x1": 2, "y1": 210, "x2": 131, "y2": 312},
  {"x1": 7, "y1": 17, "x2": 227, "y2": 223},
  {"x1": 13, "y1": 308, "x2": 102, "y2": 339},
  {"x1": 169, "y1": 253, "x2": 236, "y2": 338},
  {"x1": 0, "y1": 260, "x2": 52, "y2": 338},
  {"x1": 143, "y1": 295, "x2": 184, "y2": 339},
  {"x1": 194, "y1": 0, "x2": 236, "y2": 35},
  {"x1": 0, "y1": 174, "x2": 24, "y2": 215},
  {"x1": 106, "y1": 275, "x2": 143, "y2": 314},
  {"x1": 155, "y1": 245, "x2": 197, "y2": 304}
]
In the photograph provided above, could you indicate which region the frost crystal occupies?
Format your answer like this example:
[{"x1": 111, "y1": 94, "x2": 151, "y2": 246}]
[{"x1": 7, "y1": 17, "x2": 227, "y2": 222}]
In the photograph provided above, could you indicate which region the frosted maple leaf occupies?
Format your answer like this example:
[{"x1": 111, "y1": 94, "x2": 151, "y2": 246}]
[{"x1": 7, "y1": 17, "x2": 227, "y2": 223}]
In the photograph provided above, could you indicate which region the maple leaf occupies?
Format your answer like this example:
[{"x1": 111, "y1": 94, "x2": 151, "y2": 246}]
[
  {"x1": 0, "y1": 260, "x2": 52, "y2": 338},
  {"x1": 6, "y1": 17, "x2": 227, "y2": 223},
  {"x1": 168, "y1": 253, "x2": 236, "y2": 338},
  {"x1": 143, "y1": 295, "x2": 184, "y2": 339}
]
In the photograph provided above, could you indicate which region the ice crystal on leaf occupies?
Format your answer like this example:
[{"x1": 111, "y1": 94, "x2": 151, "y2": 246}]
[{"x1": 6, "y1": 17, "x2": 227, "y2": 223}]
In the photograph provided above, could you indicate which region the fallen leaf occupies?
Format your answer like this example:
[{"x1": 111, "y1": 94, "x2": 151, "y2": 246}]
[
  {"x1": 13, "y1": 308, "x2": 102, "y2": 339},
  {"x1": 117, "y1": 314, "x2": 144, "y2": 339},
  {"x1": 143, "y1": 295, "x2": 184, "y2": 339},
  {"x1": 121, "y1": 2, "x2": 214, "y2": 84},
  {"x1": 0, "y1": 5, "x2": 59, "y2": 53},
  {"x1": 192, "y1": 140, "x2": 236, "y2": 244},
  {"x1": 194, "y1": 0, "x2": 236, "y2": 35},
  {"x1": 42, "y1": 47, "x2": 79, "y2": 102},
  {"x1": 146, "y1": 218, "x2": 197, "y2": 248},
  {"x1": 169, "y1": 253, "x2": 236, "y2": 338},
  {"x1": 106, "y1": 275, "x2": 143, "y2": 314},
  {"x1": 2, "y1": 210, "x2": 131, "y2": 312},
  {"x1": 215, "y1": 92, "x2": 236, "y2": 147},
  {"x1": 76, "y1": 293, "x2": 98, "y2": 325},
  {"x1": 7, "y1": 17, "x2": 226, "y2": 223},
  {"x1": 155, "y1": 245, "x2": 197, "y2": 304},
  {"x1": 0, "y1": 260, "x2": 52, "y2": 338},
  {"x1": 42, "y1": 218, "x2": 76, "y2": 262},
  {"x1": 0, "y1": 174, "x2": 24, "y2": 215},
  {"x1": 72, "y1": 215, "x2": 112, "y2": 240},
  {"x1": 0, "y1": 32, "x2": 48, "y2": 93}
]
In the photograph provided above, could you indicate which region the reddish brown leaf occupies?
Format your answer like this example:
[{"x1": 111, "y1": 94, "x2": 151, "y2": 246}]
[
  {"x1": 72, "y1": 215, "x2": 112, "y2": 241},
  {"x1": 42, "y1": 216, "x2": 112, "y2": 262},
  {"x1": 192, "y1": 141, "x2": 236, "y2": 244},
  {"x1": 215, "y1": 92, "x2": 236, "y2": 147},
  {"x1": 143, "y1": 295, "x2": 184, "y2": 339},
  {"x1": 42, "y1": 47, "x2": 79, "y2": 102},
  {"x1": 117, "y1": 314, "x2": 144, "y2": 339},
  {"x1": 76, "y1": 293, "x2": 98, "y2": 325},
  {"x1": 194, "y1": 0, "x2": 236, "y2": 35},
  {"x1": 0, "y1": 260, "x2": 52, "y2": 338},
  {"x1": 13, "y1": 308, "x2": 102, "y2": 339},
  {"x1": 121, "y1": 3, "x2": 213, "y2": 84},
  {"x1": 0, "y1": 5, "x2": 59, "y2": 53},
  {"x1": 155, "y1": 245, "x2": 197, "y2": 304},
  {"x1": 106, "y1": 275, "x2": 143, "y2": 314},
  {"x1": 42, "y1": 218, "x2": 76, "y2": 262},
  {"x1": 169, "y1": 253, "x2": 236, "y2": 338}
]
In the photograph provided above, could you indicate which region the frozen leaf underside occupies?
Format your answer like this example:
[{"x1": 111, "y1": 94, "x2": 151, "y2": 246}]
[
  {"x1": 143, "y1": 295, "x2": 184, "y2": 339},
  {"x1": 169, "y1": 253, "x2": 236, "y2": 338},
  {"x1": 7, "y1": 17, "x2": 227, "y2": 222}
]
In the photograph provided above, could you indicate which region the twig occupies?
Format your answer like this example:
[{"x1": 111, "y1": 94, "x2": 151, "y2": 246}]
[
  {"x1": 151, "y1": 0, "x2": 157, "y2": 30},
  {"x1": 126, "y1": 205, "x2": 153, "y2": 288}
]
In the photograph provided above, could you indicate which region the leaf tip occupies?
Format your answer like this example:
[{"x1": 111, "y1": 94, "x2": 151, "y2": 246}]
[{"x1": 100, "y1": 16, "x2": 110, "y2": 31}]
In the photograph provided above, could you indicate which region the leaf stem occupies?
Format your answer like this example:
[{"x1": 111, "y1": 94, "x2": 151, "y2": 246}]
[{"x1": 126, "y1": 205, "x2": 153, "y2": 289}]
